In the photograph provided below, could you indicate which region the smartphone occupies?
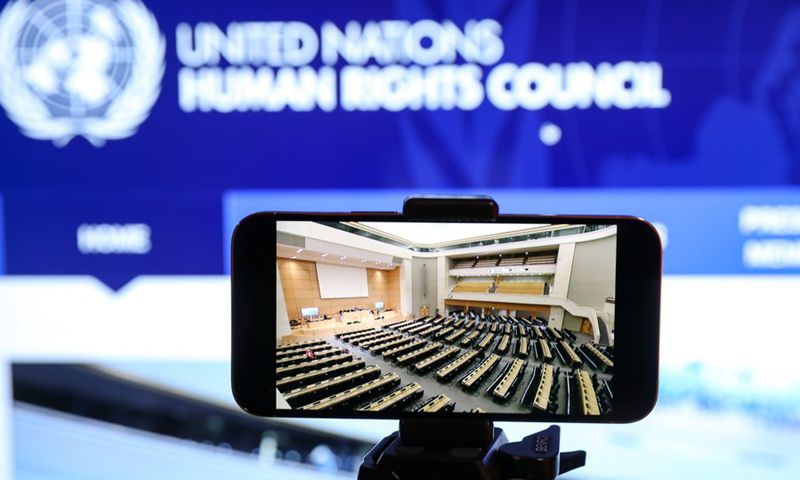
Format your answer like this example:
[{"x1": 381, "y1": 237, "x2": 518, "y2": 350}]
[{"x1": 231, "y1": 205, "x2": 660, "y2": 423}]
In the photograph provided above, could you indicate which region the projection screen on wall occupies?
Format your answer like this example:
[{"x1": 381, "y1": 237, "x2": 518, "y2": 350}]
[{"x1": 316, "y1": 263, "x2": 369, "y2": 299}]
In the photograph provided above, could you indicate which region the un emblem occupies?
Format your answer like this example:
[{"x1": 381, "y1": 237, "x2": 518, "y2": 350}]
[{"x1": 0, "y1": 0, "x2": 165, "y2": 146}]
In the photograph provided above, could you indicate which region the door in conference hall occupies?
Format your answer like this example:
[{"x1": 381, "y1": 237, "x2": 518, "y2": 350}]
[{"x1": 580, "y1": 319, "x2": 593, "y2": 335}]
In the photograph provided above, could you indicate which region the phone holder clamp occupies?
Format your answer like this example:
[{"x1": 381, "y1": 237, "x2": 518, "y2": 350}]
[{"x1": 358, "y1": 419, "x2": 586, "y2": 480}]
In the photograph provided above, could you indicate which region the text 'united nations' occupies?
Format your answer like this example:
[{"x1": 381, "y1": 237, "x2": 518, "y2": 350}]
[{"x1": 176, "y1": 20, "x2": 672, "y2": 113}]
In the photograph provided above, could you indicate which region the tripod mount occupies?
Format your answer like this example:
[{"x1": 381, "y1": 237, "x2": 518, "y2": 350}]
[{"x1": 358, "y1": 418, "x2": 585, "y2": 480}]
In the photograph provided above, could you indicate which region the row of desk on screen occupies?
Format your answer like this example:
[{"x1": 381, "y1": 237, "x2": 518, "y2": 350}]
[
  {"x1": 460, "y1": 353, "x2": 502, "y2": 390},
  {"x1": 535, "y1": 338, "x2": 553, "y2": 363},
  {"x1": 460, "y1": 329, "x2": 482, "y2": 346},
  {"x1": 435, "y1": 348, "x2": 482, "y2": 382},
  {"x1": 276, "y1": 341, "x2": 331, "y2": 358},
  {"x1": 434, "y1": 325, "x2": 454, "y2": 339},
  {"x1": 358, "y1": 382, "x2": 424, "y2": 412},
  {"x1": 392, "y1": 316, "x2": 431, "y2": 332},
  {"x1": 294, "y1": 372, "x2": 461, "y2": 413},
  {"x1": 555, "y1": 340, "x2": 582, "y2": 368},
  {"x1": 445, "y1": 327, "x2": 466, "y2": 343},
  {"x1": 335, "y1": 326, "x2": 377, "y2": 339},
  {"x1": 351, "y1": 330, "x2": 395, "y2": 347},
  {"x1": 276, "y1": 358, "x2": 366, "y2": 391},
  {"x1": 396, "y1": 341, "x2": 441, "y2": 366},
  {"x1": 568, "y1": 370, "x2": 601, "y2": 416},
  {"x1": 527, "y1": 363, "x2": 555, "y2": 411},
  {"x1": 412, "y1": 345, "x2": 460, "y2": 373},
  {"x1": 490, "y1": 358, "x2": 527, "y2": 401},
  {"x1": 475, "y1": 332, "x2": 496, "y2": 351},
  {"x1": 282, "y1": 364, "x2": 382, "y2": 407},
  {"x1": 369, "y1": 335, "x2": 414, "y2": 355},
  {"x1": 335, "y1": 328, "x2": 379, "y2": 344},
  {"x1": 382, "y1": 338, "x2": 427, "y2": 360},
  {"x1": 299, "y1": 372, "x2": 401, "y2": 410},
  {"x1": 276, "y1": 338, "x2": 327, "y2": 352},
  {"x1": 414, "y1": 394, "x2": 455, "y2": 413},
  {"x1": 360, "y1": 331, "x2": 403, "y2": 350},
  {"x1": 405, "y1": 322, "x2": 430, "y2": 335},
  {"x1": 275, "y1": 351, "x2": 353, "y2": 379},
  {"x1": 546, "y1": 326, "x2": 563, "y2": 341},
  {"x1": 581, "y1": 343, "x2": 614, "y2": 372},
  {"x1": 516, "y1": 335, "x2": 529, "y2": 358},
  {"x1": 304, "y1": 380, "x2": 463, "y2": 413},
  {"x1": 275, "y1": 346, "x2": 339, "y2": 367},
  {"x1": 419, "y1": 324, "x2": 444, "y2": 337}
]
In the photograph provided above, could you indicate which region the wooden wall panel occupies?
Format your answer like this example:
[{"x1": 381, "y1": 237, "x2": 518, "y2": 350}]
[{"x1": 278, "y1": 258, "x2": 400, "y2": 320}]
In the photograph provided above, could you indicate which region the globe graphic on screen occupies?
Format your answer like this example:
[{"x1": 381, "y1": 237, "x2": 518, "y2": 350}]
[{"x1": 15, "y1": 0, "x2": 134, "y2": 117}]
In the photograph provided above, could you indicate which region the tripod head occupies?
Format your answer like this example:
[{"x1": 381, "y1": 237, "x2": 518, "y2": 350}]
[{"x1": 358, "y1": 418, "x2": 585, "y2": 480}]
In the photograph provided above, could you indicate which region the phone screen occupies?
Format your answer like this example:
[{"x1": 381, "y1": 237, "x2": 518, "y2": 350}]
[{"x1": 274, "y1": 219, "x2": 615, "y2": 416}]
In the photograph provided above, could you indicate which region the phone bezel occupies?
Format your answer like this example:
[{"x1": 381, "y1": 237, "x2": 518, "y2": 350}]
[{"x1": 232, "y1": 212, "x2": 661, "y2": 423}]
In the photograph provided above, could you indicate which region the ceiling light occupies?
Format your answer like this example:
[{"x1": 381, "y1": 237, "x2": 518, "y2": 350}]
[
  {"x1": 296, "y1": 248, "x2": 303, "y2": 254},
  {"x1": 321, "y1": 253, "x2": 328, "y2": 257},
  {"x1": 340, "y1": 256, "x2": 346, "y2": 260},
  {"x1": 291, "y1": 255, "x2": 297, "y2": 259}
]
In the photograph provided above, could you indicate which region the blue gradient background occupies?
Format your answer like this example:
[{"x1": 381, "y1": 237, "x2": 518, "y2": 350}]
[{"x1": 2, "y1": 0, "x2": 800, "y2": 479}]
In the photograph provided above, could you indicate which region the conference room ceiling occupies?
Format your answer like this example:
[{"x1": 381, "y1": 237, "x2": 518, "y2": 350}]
[
  {"x1": 350, "y1": 222, "x2": 555, "y2": 248},
  {"x1": 276, "y1": 244, "x2": 398, "y2": 270}
]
